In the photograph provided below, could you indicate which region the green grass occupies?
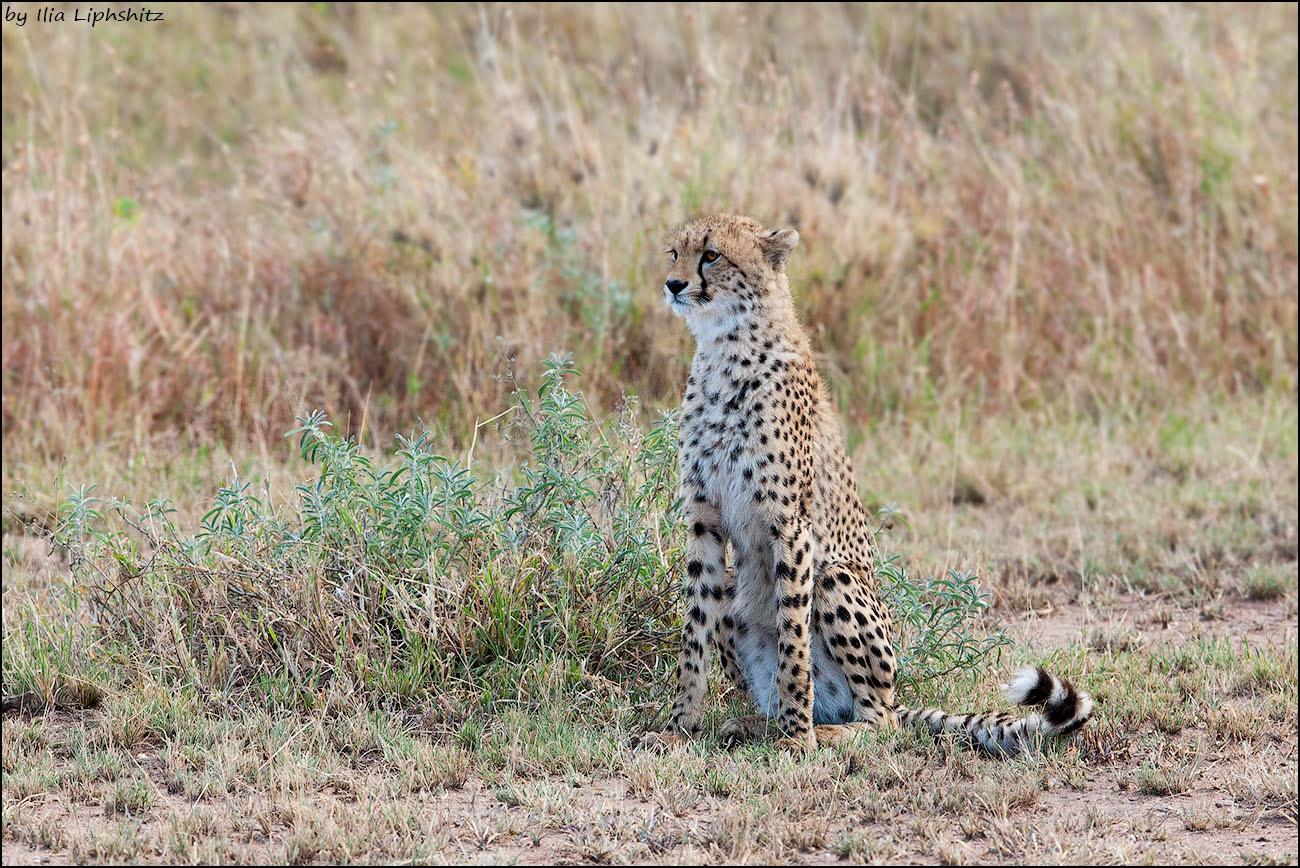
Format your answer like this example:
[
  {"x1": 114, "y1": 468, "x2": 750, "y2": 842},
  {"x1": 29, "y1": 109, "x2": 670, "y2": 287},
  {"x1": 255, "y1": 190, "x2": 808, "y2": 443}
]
[{"x1": 1244, "y1": 564, "x2": 1293, "y2": 602}]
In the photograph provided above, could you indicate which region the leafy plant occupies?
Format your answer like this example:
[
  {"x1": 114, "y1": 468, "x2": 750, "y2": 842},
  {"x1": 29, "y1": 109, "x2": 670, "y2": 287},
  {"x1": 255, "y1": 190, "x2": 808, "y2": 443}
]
[
  {"x1": 878, "y1": 556, "x2": 1010, "y2": 694},
  {"x1": 29, "y1": 358, "x2": 1006, "y2": 713}
]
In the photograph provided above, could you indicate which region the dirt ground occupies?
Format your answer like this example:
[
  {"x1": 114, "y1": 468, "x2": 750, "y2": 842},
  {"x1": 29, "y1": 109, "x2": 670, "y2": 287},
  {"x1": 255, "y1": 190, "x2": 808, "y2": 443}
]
[{"x1": 3, "y1": 579, "x2": 1295, "y2": 866}]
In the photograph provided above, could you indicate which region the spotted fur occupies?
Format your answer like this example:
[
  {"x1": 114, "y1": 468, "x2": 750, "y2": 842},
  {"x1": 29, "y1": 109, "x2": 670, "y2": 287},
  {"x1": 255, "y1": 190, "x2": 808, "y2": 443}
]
[{"x1": 655, "y1": 213, "x2": 1092, "y2": 754}]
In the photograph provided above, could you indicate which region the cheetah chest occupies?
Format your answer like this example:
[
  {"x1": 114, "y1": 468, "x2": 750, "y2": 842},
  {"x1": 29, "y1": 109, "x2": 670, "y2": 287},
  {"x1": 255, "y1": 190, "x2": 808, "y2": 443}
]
[{"x1": 679, "y1": 359, "x2": 802, "y2": 569}]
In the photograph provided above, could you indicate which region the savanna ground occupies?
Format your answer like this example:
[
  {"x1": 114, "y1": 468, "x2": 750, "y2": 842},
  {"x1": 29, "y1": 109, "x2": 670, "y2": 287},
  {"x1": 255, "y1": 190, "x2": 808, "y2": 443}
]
[{"x1": 1, "y1": 3, "x2": 1297, "y2": 864}]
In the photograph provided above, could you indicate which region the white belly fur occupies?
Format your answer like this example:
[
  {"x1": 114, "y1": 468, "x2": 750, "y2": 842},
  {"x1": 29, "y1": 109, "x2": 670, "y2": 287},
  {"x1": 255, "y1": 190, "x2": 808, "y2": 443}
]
[{"x1": 706, "y1": 460, "x2": 855, "y2": 726}]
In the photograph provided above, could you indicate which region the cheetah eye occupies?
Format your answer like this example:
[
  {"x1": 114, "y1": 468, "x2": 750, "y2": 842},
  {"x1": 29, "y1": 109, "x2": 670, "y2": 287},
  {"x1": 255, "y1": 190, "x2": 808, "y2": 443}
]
[
  {"x1": 702, "y1": 250, "x2": 720, "y2": 264},
  {"x1": 669, "y1": 249, "x2": 678, "y2": 262}
]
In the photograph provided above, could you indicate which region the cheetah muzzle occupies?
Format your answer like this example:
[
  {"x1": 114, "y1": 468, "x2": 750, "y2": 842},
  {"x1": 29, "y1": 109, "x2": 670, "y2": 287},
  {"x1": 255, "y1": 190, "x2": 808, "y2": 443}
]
[{"x1": 650, "y1": 213, "x2": 1092, "y2": 754}]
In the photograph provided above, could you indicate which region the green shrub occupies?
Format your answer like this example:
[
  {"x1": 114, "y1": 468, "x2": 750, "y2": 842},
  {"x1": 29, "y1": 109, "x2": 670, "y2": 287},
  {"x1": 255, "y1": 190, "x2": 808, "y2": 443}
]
[
  {"x1": 879, "y1": 555, "x2": 1010, "y2": 695},
  {"x1": 36, "y1": 357, "x2": 1005, "y2": 712}
]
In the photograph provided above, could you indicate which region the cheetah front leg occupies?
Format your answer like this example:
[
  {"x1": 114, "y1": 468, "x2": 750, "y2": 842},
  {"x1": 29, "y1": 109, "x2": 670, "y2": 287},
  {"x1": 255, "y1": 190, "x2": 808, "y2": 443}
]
[
  {"x1": 659, "y1": 495, "x2": 729, "y2": 741},
  {"x1": 773, "y1": 518, "x2": 817, "y2": 750}
]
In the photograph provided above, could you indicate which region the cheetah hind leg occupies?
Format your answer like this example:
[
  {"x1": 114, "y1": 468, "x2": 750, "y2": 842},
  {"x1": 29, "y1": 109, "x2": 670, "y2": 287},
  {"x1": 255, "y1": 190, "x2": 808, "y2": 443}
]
[
  {"x1": 812, "y1": 562, "x2": 899, "y2": 726},
  {"x1": 723, "y1": 562, "x2": 900, "y2": 750}
]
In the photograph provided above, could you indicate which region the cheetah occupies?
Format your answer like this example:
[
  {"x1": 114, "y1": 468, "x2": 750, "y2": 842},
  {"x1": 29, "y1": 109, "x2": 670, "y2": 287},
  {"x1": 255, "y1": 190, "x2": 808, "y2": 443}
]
[{"x1": 651, "y1": 213, "x2": 1092, "y2": 753}]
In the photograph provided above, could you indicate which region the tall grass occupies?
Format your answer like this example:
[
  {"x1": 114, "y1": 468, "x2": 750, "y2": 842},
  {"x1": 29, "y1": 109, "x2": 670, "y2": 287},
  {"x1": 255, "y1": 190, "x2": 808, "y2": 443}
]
[{"x1": 3, "y1": 4, "x2": 1295, "y2": 459}]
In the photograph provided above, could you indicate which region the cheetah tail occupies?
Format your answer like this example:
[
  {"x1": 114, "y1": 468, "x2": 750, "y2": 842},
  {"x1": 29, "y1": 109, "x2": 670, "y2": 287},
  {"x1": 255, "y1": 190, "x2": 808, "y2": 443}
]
[
  {"x1": 896, "y1": 666, "x2": 1093, "y2": 756},
  {"x1": 1001, "y1": 665, "x2": 1094, "y2": 736}
]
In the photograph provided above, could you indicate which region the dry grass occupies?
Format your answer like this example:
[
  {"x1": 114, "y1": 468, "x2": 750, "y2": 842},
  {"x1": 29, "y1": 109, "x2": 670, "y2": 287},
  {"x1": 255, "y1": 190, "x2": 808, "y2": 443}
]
[
  {"x1": 2, "y1": 3, "x2": 1295, "y2": 458},
  {"x1": 1, "y1": 588, "x2": 1294, "y2": 864},
  {"x1": 3, "y1": 389, "x2": 1295, "y2": 864}
]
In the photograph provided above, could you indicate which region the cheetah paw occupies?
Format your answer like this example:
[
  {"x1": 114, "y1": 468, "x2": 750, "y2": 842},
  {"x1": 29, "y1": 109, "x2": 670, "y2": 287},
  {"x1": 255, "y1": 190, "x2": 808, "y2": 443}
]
[
  {"x1": 774, "y1": 731, "x2": 818, "y2": 753},
  {"x1": 636, "y1": 730, "x2": 690, "y2": 751},
  {"x1": 719, "y1": 715, "x2": 771, "y2": 745}
]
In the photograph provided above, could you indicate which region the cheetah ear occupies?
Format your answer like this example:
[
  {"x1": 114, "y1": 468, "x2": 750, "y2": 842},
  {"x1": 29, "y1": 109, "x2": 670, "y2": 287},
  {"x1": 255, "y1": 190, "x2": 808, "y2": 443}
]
[{"x1": 758, "y1": 228, "x2": 799, "y2": 269}]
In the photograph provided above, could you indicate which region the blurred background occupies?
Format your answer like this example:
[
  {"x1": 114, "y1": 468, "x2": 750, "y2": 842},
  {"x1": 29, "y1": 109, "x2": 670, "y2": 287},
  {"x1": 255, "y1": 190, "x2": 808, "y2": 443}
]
[{"x1": 3, "y1": 2, "x2": 1294, "y2": 463}]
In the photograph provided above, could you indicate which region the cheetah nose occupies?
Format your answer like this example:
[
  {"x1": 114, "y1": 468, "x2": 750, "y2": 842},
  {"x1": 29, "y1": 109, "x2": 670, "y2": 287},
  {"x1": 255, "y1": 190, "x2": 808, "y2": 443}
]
[{"x1": 666, "y1": 279, "x2": 687, "y2": 296}]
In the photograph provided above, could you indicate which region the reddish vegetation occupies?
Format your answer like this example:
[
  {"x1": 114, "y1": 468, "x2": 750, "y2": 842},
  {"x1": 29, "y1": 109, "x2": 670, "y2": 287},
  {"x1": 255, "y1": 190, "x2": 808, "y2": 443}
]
[{"x1": 2, "y1": 4, "x2": 1296, "y2": 458}]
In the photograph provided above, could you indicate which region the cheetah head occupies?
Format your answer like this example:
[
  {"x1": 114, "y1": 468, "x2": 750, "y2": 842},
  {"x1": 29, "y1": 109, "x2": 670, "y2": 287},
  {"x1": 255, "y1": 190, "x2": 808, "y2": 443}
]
[{"x1": 660, "y1": 213, "x2": 799, "y2": 330}]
